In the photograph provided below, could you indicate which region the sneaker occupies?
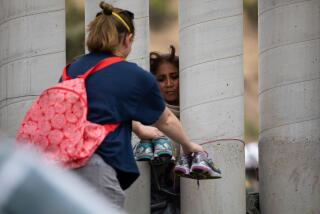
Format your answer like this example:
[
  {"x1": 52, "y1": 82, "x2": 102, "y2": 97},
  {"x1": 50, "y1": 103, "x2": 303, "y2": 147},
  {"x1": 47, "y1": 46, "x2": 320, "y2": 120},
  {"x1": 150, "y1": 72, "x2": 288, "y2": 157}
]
[
  {"x1": 174, "y1": 153, "x2": 192, "y2": 177},
  {"x1": 153, "y1": 137, "x2": 173, "y2": 158},
  {"x1": 134, "y1": 140, "x2": 153, "y2": 161},
  {"x1": 190, "y1": 151, "x2": 222, "y2": 179}
]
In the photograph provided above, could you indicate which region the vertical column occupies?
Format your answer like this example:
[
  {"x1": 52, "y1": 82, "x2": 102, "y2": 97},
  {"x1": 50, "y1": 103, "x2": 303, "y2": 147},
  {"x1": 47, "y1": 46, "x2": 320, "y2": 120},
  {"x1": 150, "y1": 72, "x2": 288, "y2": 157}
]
[
  {"x1": 85, "y1": 1, "x2": 150, "y2": 213},
  {"x1": 0, "y1": 0, "x2": 66, "y2": 136},
  {"x1": 179, "y1": 0, "x2": 245, "y2": 213},
  {"x1": 259, "y1": 0, "x2": 320, "y2": 213}
]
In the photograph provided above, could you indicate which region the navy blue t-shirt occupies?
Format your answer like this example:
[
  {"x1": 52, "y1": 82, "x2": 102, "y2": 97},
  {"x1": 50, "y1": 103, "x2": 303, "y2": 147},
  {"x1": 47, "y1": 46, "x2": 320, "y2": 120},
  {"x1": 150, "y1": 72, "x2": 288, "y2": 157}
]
[{"x1": 66, "y1": 52, "x2": 165, "y2": 190}]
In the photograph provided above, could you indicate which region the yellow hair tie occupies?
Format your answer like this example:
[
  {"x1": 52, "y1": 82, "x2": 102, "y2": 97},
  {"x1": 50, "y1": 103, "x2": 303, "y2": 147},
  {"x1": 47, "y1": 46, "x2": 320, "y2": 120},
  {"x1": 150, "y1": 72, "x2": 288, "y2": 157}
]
[{"x1": 112, "y1": 12, "x2": 131, "y2": 33}]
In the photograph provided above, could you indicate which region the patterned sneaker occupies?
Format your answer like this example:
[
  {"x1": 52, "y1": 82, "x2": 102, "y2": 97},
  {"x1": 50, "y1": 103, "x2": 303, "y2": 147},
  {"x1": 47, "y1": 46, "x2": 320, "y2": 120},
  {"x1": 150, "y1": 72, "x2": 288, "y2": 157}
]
[
  {"x1": 190, "y1": 151, "x2": 222, "y2": 179},
  {"x1": 153, "y1": 137, "x2": 173, "y2": 158},
  {"x1": 174, "y1": 153, "x2": 192, "y2": 177},
  {"x1": 134, "y1": 140, "x2": 153, "y2": 161}
]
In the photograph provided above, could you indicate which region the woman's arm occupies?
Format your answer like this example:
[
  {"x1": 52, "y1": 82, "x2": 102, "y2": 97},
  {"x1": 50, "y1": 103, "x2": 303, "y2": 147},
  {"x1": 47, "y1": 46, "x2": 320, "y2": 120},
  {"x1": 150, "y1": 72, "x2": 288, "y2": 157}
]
[{"x1": 153, "y1": 107, "x2": 203, "y2": 154}]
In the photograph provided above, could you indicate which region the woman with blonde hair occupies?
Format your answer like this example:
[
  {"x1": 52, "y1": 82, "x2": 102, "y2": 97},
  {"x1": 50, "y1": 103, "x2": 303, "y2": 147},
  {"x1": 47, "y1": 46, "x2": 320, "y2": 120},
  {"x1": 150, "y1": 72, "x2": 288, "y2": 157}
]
[{"x1": 66, "y1": 2, "x2": 203, "y2": 208}]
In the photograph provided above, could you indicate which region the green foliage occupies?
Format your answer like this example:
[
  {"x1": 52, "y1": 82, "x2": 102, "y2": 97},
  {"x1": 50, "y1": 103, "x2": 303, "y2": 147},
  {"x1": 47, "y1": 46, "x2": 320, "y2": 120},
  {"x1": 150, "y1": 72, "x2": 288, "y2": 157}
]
[
  {"x1": 150, "y1": 0, "x2": 176, "y2": 31},
  {"x1": 244, "y1": 0, "x2": 258, "y2": 25},
  {"x1": 245, "y1": 119, "x2": 259, "y2": 141},
  {"x1": 66, "y1": 0, "x2": 85, "y2": 63},
  {"x1": 150, "y1": 0, "x2": 168, "y2": 14}
]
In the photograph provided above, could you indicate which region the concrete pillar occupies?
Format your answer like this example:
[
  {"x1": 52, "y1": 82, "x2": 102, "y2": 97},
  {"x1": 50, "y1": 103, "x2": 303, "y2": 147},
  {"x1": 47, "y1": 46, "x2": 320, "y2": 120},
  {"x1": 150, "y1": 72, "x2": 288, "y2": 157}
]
[
  {"x1": 179, "y1": 0, "x2": 245, "y2": 213},
  {"x1": 259, "y1": 0, "x2": 320, "y2": 213},
  {"x1": 84, "y1": 1, "x2": 150, "y2": 213},
  {"x1": 0, "y1": 0, "x2": 66, "y2": 136}
]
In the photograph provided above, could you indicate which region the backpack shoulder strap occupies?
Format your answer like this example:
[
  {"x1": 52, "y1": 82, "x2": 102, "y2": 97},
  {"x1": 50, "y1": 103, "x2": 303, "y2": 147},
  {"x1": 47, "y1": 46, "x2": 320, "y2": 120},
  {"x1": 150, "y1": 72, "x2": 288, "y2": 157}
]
[
  {"x1": 103, "y1": 123, "x2": 120, "y2": 133},
  {"x1": 61, "y1": 64, "x2": 72, "y2": 81},
  {"x1": 61, "y1": 56, "x2": 124, "y2": 81}
]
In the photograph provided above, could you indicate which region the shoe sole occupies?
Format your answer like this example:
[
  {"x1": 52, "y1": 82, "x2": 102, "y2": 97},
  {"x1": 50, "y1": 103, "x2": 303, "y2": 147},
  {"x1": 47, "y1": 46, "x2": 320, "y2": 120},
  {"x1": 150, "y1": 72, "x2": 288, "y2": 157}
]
[
  {"x1": 174, "y1": 166, "x2": 190, "y2": 176},
  {"x1": 135, "y1": 155, "x2": 153, "y2": 161},
  {"x1": 190, "y1": 164, "x2": 222, "y2": 179},
  {"x1": 154, "y1": 150, "x2": 172, "y2": 158}
]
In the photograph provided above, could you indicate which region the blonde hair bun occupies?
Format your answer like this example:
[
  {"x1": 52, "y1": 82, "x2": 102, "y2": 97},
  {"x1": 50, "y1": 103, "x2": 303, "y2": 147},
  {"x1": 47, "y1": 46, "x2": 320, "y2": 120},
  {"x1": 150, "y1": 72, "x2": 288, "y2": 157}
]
[{"x1": 100, "y1": 1, "x2": 113, "y2": 15}]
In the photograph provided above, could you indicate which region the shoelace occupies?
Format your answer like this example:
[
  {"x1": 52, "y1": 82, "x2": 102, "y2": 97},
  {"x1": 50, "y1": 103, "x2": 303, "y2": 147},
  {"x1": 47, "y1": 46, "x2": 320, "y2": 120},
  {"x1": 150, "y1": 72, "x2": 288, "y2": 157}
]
[
  {"x1": 179, "y1": 154, "x2": 191, "y2": 165},
  {"x1": 193, "y1": 151, "x2": 221, "y2": 172}
]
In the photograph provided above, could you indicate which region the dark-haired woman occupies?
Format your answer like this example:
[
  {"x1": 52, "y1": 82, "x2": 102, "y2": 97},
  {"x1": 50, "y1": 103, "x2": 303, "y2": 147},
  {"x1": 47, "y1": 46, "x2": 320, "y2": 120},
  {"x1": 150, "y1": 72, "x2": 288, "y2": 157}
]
[
  {"x1": 67, "y1": 2, "x2": 203, "y2": 208},
  {"x1": 134, "y1": 46, "x2": 181, "y2": 213},
  {"x1": 150, "y1": 45, "x2": 179, "y2": 108},
  {"x1": 150, "y1": 45, "x2": 181, "y2": 156},
  {"x1": 150, "y1": 46, "x2": 181, "y2": 214}
]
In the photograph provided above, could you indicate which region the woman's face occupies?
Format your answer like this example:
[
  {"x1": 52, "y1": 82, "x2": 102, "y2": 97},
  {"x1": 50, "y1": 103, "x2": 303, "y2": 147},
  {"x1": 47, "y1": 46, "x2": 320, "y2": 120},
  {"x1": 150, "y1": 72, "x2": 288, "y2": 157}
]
[{"x1": 155, "y1": 62, "x2": 179, "y2": 105}]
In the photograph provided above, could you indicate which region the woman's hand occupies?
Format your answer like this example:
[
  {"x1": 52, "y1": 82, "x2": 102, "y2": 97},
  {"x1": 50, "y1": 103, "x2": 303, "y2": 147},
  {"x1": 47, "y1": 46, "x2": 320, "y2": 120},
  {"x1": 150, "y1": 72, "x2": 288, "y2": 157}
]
[
  {"x1": 137, "y1": 126, "x2": 164, "y2": 140},
  {"x1": 132, "y1": 121, "x2": 163, "y2": 140},
  {"x1": 181, "y1": 142, "x2": 204, "y2": 155}
]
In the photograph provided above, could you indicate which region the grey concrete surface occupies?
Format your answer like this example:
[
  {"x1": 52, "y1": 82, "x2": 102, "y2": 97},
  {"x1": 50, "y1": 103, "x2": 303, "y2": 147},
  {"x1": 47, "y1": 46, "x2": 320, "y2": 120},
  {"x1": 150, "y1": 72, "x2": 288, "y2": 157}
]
[
  {"x1": 84, "y1": 1, "x2": 150, "y2": 213},
  {"x1": 259, "y1": 0, "x2": 320, "y2": 213},
  {"x1": 181, "y1": 140, "x2": 244, "y2": 213},
  {"x1": 125, "y1": 134, "x2": 151, "y2": 214},
  {"x1": 0, "y1": 0, "x2": 66, "y2": 136},
  {"x1": 179, "y1": 0, "x2": 245, "y2": 213}
]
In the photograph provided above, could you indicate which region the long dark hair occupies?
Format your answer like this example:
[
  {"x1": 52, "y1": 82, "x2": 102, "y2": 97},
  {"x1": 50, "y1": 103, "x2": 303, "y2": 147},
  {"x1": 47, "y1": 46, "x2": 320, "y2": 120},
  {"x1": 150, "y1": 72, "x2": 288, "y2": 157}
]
[{"x1": 150, "y1": 45, "x2": 179, "y2": 75}]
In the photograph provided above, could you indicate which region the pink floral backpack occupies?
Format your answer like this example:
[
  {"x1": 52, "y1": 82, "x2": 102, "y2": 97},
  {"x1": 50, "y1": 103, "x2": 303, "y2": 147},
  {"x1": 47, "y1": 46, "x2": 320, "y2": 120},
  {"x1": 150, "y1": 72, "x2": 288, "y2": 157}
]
[{"x1": 16, "y1": 57, "x2": 123, "y2": 168}]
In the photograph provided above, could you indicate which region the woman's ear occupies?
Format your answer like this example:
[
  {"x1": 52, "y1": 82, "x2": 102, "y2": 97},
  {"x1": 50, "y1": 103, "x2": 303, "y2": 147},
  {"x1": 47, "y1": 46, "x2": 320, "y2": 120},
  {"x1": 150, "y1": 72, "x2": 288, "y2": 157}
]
[{"x1": 123, "y1": 33, "x2": 133, "y2": 48}]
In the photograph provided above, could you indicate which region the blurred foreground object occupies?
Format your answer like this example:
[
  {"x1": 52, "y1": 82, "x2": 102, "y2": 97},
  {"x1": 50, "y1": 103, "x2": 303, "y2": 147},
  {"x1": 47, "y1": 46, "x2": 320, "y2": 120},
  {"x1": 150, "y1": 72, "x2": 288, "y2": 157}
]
[
  {"x1": 0, "y1": 139, "x2": 125, "y2": 214},
  {"x1": 245, "y1": 143, "x2": 260, "y2": 213},
  {"x1": 245, "y1": 142, "x2": 258, "y2": 169},
  {"x1": 245, "y1": 142, "x2": 259, "y2": 193}
]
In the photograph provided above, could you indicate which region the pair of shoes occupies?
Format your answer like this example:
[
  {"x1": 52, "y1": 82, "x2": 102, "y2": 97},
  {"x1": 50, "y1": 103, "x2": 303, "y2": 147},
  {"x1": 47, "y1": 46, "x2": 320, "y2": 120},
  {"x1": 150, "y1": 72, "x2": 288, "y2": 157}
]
[
  {"x1": 174, "y1": 151, "x2": 222, "y2": 179},
  {"x1": 134, "y1": 139, "x2": 154, "y2": 161},
  {"x1": 134, "y1": 137, "x2": 173, "y2": 161}
]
